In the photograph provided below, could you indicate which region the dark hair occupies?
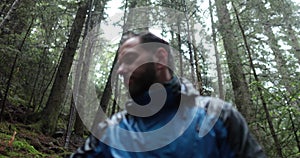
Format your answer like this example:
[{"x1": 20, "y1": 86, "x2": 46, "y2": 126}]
[{"x1": 121, "y1": 31, "x2": 175, "y2": 75}]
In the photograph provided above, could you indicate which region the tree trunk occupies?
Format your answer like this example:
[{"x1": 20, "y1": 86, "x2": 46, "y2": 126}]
[
  {"x1": 34, "y1": 2, "x2": 88, "y2": 135},
  {"x1": 191, "y1": 20, "x2": 203, "y2": 95},
  {"x1": 92, "y1": 0, "x2": 132, "y2": 131},
  {"x1": 0, "y1": 17, "x2": 34, "y2": 120},
  {"x1": 36, "y1": 52, "x2": 63, "y2": 112},
  {"x1": 74, "y1": 33, "x2": 96, "y2": 137},
  {"x1": 0, "y1": 0, "x2": 9, "y2": 18},
  {"x1": 0, "y1": 0, "x2": 21, "y2": 30},
  {"x1": 65, "y1": 0, "x2": 91, "y2": 143},
  {"x1": 288, "y1": 108, "x2": 300, "y2": 153},
  {"x1": 184, "y1": 9, "x2": 195, "y2": 84},
  {"x1": 73, "y1": 0, "x2": 95, "y2": 138},
  {"x1": 209, "y1": 0, "x2": 224, "y2": 99},
  {"x1": 0, "y1": 51, "x2": 19, "y2": 121},
  {"x1": 177, "y1": 31, "x2": 183, "y2": 77},
  {"x1": 28, "y1": 47, "x2": 47, "y2": 108},
  {"x1": 92, "y1": 53, "x2": 117, "y2": 131},
  {"x1": 64, "y1": 94, "x2": 76, "y2": 148},
  {"x1": 215, "y1": 0, "x2": 253, "y2": 123}
]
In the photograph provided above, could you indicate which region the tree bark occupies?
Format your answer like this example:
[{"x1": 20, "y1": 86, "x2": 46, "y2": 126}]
[
  {"x1": 183, "y1": 3, "x2": 195, "y2": 84},
  {"x1": 215, "y1": 0, "x2": 253, "y2": 123},
  {"x1": 92, "y1": 54, "x2": 116, "y2": 131},
  {"x1": 0, "y1": 0, "x2": 21, "y2": 30},
  {"x1": 209, "y1": 0, "x2": 224, "y2": 99},
  {"x1": 73, "y1": 0, "x2": 95, "y2": 138},
  {"x1": 0, "y1": 17, "x2": 34, "y2": 120},
  {"x1": 191, "y1": 20, "x2": 203, "y2": 95},
  {"x1": 35, "y1": 2, "x2": 88, "y2": 135},
  {"x1": 288, "y1": 108, "x2": 300, "y2": 152},
  {"x1": 36, "y1": 52, "x2": 63, "y2": 112},
  {"x1": 177, "y1": 31, "x2": 183, "y2": 77},
  {"x1": 64, "y1": 94, "x2": 76, "y2": 148},
  {"x1": 92, "y1": 0, "x2": 132, "y2": 131},
  {"x1": 28, "y1": 47, "x2": 47, "y2": 108},
  {"x1": 74, "y1": 32, "x2": 96, "y2": 137},
  {"x1": 65, "y1": 0, "x2": 92, "y2": 143}
]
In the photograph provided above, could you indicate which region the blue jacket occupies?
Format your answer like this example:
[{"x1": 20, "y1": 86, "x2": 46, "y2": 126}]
[{"x1": 70, "y1": 78, "x2": 266, "y2": 158}]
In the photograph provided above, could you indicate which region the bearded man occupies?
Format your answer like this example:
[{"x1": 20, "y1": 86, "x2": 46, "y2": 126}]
[{"x1": 70, "y1": 32, "x2": 266, "y2": 158}]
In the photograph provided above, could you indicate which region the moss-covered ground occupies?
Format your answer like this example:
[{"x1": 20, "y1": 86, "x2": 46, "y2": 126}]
[{"x1": 0, "y1": 122, "x2": 76, "y2": 158}]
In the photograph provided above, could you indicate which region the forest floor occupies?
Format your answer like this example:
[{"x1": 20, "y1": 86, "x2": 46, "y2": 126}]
[{"x1": 0, "y1": 104, "x2": 84, "y2": 158}]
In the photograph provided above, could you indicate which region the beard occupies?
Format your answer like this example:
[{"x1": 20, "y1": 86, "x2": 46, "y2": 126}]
[{"x1": 128, "y1": 62, "x2": 157, "y2": 98}]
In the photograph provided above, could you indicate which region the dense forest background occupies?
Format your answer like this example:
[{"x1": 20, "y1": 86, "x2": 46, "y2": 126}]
[{"x1": 0, "y1": 0, "x2": 299, "y2": 157}]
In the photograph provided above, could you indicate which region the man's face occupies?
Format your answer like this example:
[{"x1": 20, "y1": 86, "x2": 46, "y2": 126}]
[{"x1": 117, "y1": 37, "x2": 157, "y2": 97}]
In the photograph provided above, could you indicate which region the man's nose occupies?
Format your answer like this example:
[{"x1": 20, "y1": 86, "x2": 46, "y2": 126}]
[{"x1": 117, "y1": 63, "x2": 128, "y2": 75}]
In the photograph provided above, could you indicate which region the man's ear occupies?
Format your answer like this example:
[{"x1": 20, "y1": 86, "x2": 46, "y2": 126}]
[{"x1": 154, "y1": 47, "x2": 168, "y2": 69}]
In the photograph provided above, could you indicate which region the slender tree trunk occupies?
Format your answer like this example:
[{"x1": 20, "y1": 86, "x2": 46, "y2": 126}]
[
  {"x1": 35, "y1": 2, "x2": 88, "y2": 135},
  {"x1": 209, "y1": 0, "x2": 224, "y2": 99},
  {"x1": 28, "y1": 47, "x2": 47, "y2": 108},
  {"x1": 0, "y1": 17, "x2": 34, "y2": 120},
  {"x1": 92, "y1": 53, "x2": 116, "y2": 131},
  {"x1": 110, "y1": 74, "x2": 120, "y2": 117},
  {"x1": 0, "y1": 0, "x2": 9, "y2": 18},
  {"x1": 36, "y1": 52, "x2": 63, "y2": 112},
  {"x1": 92, "y1": 0, "x2": 130, "y2": 131},
  {"x1": 73, "y1": 0, "x2": 95, "y2": 137},
  {"x1": 74, "y1": 33, "x2": 96, "y2": 137},
  {"x1": 190, "y1": 20, "x2": 203, "y2": 95},
  {"x1": 184, "y1": 7, "x2": 195, "y2": 84},
  {"x1": 72, "y1": 44, "x2": 86, "y2": 136},
  {"x1": 232, "y1": 3, "x2": 283, "y2": 157},
  {"x1": 72, "y1": 0, "x2": 108, "y2": 136},
  {"x1": 0, "y1": 51, "x2": 19, "y2": 120},
  {"x1": 0, "y1": 0, "x2": 21, "y2": 30},
  {"x1": 64, "y1": 4, "x2": 91, "y2": 144},
  {"x1": 64, "y1": 94, "x2": 76, "y2": 148},
  {"x1": 177, "y1": 32, "x2": 183, "y2": 77},
  {"x1": 35, "y1": 73, "x2": 47, "y2": 111},
  {"x1": 91, "y1": 34, "x2": 124, "y2": 127},
  {"x1": 288, "y1": 109, "x2": 300, "y2": 152}
]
